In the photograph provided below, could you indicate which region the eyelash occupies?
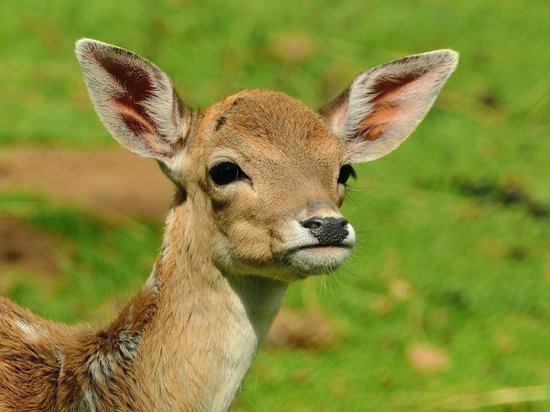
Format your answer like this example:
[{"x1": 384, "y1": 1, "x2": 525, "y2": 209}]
[{"x1": 338, "y1": 164, "x2": 356, "y2": 185}]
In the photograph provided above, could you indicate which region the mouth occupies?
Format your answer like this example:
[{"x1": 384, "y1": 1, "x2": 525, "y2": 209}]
[
  {"x1": 293, "y1": 243, "x2": 352, "y2": 251},
  {"x1": 287, "y1": 239, "x2": 354, "y2": 252},
  {"x1": 285, "y1": 243, "x2": 354, "y2": 275}
]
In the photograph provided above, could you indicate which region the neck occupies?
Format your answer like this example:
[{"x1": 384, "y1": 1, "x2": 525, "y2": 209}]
[{"x1": 134, "y1": 196, "x2": 286, "y2": 410}]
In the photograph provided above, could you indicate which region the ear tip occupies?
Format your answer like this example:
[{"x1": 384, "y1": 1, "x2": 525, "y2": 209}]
[
  {"x1": 75, "y1": 38, "x2": 120, "y2": 61},
  {"x1": 435, "y1": 49, "x2": 459, "y2": 62},
  {"x1": 75, "y1": 38, "x2": 101, "y2": 61},
  {"x1": 426, "y1": 49, "x2": 460, "y2": 69},
  {"x1": 75, "y1": 38, "x2": 97, "y2": 52}
]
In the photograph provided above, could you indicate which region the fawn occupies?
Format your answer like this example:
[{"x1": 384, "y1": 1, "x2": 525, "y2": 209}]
[{"x1": 0, "y1": 39, "x2": 457, "y2": 411}]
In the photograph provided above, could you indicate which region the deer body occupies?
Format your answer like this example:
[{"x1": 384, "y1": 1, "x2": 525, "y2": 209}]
[{"x1": 0, "y1": 40, "x2": 457, "y2": 411}]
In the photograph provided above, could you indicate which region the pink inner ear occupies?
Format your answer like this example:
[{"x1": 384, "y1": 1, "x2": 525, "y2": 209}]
[
  {"x1": 112, "y1": 101, "x2": 170, "y2": 159},
  {"x1": 354, "y1": 69, "x2": 432, "y2": 142},
  {"x1": 357, "y1": 103, "x2": 401, "y2": 141},
  {"x1": 113, "y1": 101, "x2": 156, "y2": 136},
  {"x1": 95, "y1": 54, "x2": 165, "y2": 139}
]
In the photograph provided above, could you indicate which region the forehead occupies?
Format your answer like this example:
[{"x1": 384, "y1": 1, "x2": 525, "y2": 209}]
[{"x1": 199, "y1": 90, "x2": 344, "y2": 166}]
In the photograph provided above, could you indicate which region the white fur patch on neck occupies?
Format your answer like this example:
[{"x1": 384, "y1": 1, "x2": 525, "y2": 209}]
[{"x1": 14, "y1": 318, "x2": 48, "y2": 342}]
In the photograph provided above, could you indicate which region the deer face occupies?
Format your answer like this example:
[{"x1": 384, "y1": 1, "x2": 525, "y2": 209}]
[
  {"x1": 76, "y1": 39, "x2": 457, "y2": 282},
  {"x1": 182, "y1": 90, "x2": 354, "y2": 280}
]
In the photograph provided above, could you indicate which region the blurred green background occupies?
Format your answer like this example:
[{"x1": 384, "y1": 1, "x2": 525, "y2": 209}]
[{"x1": 0, "y1": 0, "x2": 549, "y2": 410}]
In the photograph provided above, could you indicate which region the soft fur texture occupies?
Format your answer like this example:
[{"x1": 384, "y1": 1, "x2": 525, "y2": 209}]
[{"x1": 0, "y1": 39, "x2": 457, "y2": 411}]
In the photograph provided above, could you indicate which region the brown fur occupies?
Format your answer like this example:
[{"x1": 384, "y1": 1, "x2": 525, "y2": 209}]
[{"x1": 0, "y1": 282, "x2": 159, "y2": 410}]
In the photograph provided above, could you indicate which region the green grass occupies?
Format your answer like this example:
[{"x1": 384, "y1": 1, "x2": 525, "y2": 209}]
[{"x1": 1, "y1": 0, "x2": 549, "y2": 410}]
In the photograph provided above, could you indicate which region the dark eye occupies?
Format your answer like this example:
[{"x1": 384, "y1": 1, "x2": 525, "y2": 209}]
[
  {"x1": 209, "y1": 162, "x2": 246, "y2": 185},
  {"x1": 337, "y1": 164, "x2": 357, "y2": 185}
]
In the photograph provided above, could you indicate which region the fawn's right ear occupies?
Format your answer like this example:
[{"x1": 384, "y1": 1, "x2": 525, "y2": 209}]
[{"x1": 75, "y1": 39, "x2": 191, "y2": 170}]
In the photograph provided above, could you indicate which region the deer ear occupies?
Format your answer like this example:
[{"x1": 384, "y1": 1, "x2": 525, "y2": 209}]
[
  {"x1": 320, "y1": 50, "x2": 458, "y2": 163},
  {"x1": 75, "y1": 39, "x2": 191, "y2": 169}
]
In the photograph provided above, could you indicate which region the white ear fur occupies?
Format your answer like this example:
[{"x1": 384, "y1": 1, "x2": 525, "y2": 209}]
[
  {"x1": 75, "y1": 39, "x2": 190, "y2": 168},
  {"x1": 321, "y1": 50, "x2": 458, "y2": 163}
]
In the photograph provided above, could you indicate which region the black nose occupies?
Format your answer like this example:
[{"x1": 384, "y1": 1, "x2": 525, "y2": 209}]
[{"x1": 301, "y1": 216, "x2": 349, "y2": 245}]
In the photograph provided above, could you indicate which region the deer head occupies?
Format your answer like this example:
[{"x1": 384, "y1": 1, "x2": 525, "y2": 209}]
[{"x1": 76, "y1": 39, "x2": 457, "y2": 283}]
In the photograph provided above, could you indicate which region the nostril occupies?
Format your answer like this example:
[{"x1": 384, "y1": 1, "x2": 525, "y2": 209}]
[
  {"x1": 301, "y1": 217, "x2": 323, "y2": 230},
  {"x1": 338, "y1": 218, "x2": 349, "y2": 227}
]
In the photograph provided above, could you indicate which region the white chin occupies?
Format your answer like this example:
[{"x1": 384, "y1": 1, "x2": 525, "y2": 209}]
[{"x1": 288, "y1": 246, "x2": 352, "y2": 275}]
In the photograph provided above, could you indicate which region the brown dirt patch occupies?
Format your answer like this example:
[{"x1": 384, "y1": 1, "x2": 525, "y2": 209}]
[
  {"x1": 0, "y1": 216, "x2": 59, "y2": 273},
  {"x1": 0, "y1": 216, "x2": 63, "y2": 294},
  {"x1": 265, "y1": 307, "x2": 338, "y2": 350},
  {"x1": 0, "y1": 146, "x2": 174, "y2": 220}
]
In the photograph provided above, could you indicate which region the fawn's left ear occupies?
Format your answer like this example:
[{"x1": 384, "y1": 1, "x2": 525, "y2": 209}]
[
  {"x1": 75, "y1": 39, "x2": 191, "y2": 170},
  {"x1": 320, "y1": 50, "x2": 458, "y2": 163}
]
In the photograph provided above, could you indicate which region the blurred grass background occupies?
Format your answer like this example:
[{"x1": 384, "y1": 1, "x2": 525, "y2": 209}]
[{"x1": 0, "y1": 0, "x2": 549, "y2": 410}]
